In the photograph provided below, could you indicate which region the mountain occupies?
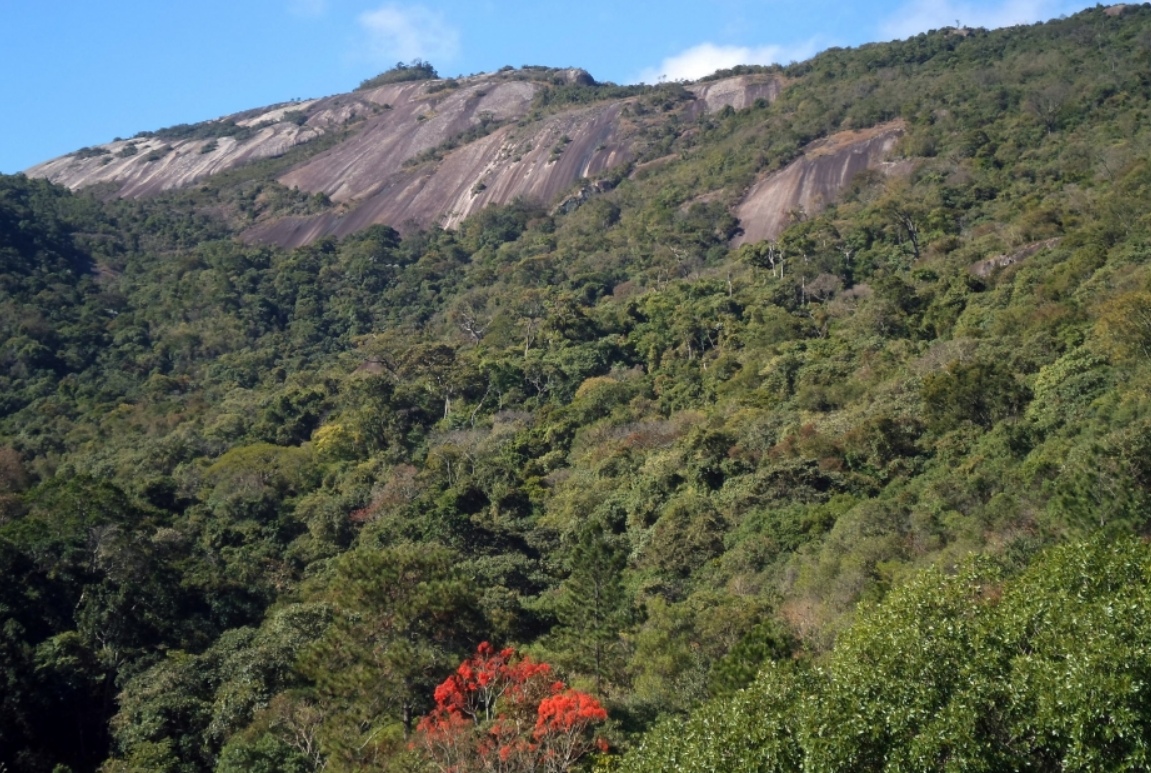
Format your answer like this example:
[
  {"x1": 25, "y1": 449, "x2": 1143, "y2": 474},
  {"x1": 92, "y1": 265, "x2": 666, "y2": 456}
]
[
  {"x1": 5, "y1": 4, "x2": 1151, "y2": 773},
  {"x1": 25, "y1": 67, "x2": 892, "y2": 248}
]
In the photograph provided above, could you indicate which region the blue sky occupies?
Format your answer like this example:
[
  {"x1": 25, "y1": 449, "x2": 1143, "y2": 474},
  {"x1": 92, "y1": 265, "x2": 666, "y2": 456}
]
[{"x1": 2, "y1": 0, "x2": 1091, "y2": 173}]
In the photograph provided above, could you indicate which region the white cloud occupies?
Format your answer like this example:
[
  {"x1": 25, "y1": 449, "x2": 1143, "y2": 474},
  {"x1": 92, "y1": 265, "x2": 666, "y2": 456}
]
[
  {"x1": 880, "y1": 0, "x2": 1078, "y2": 39},
  {"x1": 357, "y1": 3, "x2": 460, "y2": 66},
  {"x1": 288, "y1": 0, "x2": 327, "y2": 17},
  {"x1": 634, "y1": 40, "x2": 819, "y2": 85}
]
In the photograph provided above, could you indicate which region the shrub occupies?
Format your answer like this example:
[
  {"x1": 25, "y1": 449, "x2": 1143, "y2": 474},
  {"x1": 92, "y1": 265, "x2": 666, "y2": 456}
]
[
  {"x1": 281, "y1": 110, "x2": 308, "y2": 126},
  {"x1": 426, "y1": 78, "x2": 460, "y2": 94},
  {"x1": 355, "y1": 59, "x2": 438, "y2": 91},
  {"x1": 72, "y1": 146, "x2": 110, "y2": 159},
  {"x1": 618, "y1": 539, "x2": 1151, "y2": 773},
  {"x1": 921, "y1": 360, "x2": 1031, "y2": 431},
  {"x1": 144, "y1": 145, "x2": 173, "y2": 163},
  {"x1": 137, "y1": 119, "x2": 254, "y2": 142}
]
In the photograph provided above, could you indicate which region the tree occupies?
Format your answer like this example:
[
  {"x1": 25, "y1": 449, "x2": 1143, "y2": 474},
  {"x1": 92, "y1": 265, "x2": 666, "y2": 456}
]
[
  {"x1": 356, "y1": 60, "x2": 439, "y2": 91},
  {"x1": 551, "y1": 523, "x2": 630, "y2": 692},
  {"x1": 921, "y1": 360, "x2": 1031, "y2": 431},
  {"x1": 1097, "y1": 291, "x2": 1151, "y2": 360},
  {"x1": 105, "y1": 604, "x2": 331, "y2": 773},
  {"x1": 708, "y1": 619, "x2": 794, "y2": 697},
  {"x1": 414, "y1": 643, "x2": 608, "y2": 773},
  {"x1": 299, "y1": 544, "x2": 483, "y2": 769},
  {"x1": 877, "y1": 180, "x2": 926, "y2": 260},
  {"x1": 618, "y1": 539, "x2": 1151, "y2": 773},
  {"x1": 806, "y1": 539, "x2": 1151, "y2": 771},
  {"x1": 0, "y1": 476, "x2": 183, "y2": 773}
]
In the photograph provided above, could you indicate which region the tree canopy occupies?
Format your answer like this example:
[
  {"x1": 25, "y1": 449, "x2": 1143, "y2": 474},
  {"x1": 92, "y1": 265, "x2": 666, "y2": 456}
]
[{"x1": 5, "y1": 6, "x2": 1151, "y2": 772}]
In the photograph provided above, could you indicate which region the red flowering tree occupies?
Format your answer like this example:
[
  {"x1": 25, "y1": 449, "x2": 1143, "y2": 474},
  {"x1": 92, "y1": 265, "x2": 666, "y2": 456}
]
[{"x1": 414, "y1": 642, "x2": 608, "y2": 773}]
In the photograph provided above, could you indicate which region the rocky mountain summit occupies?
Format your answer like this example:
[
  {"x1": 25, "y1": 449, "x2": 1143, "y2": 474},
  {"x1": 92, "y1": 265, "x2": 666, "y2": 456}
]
[{"x1": 26, "y1": 66, "x2": 898, "y2": 248}]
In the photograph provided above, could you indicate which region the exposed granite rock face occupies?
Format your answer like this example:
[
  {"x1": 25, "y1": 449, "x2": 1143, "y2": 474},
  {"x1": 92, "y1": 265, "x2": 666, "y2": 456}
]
[
  {"x1": 25, "y1": 70, "x2": 819, "y2": 248},
  {"x1": 279, "y1": 79, "x2": 540, "y2": 204},
  {"x1": 557, "y1": 68, "x2": 596, "y2": 85},
  {"x1": 240, "y1": 73, "x2": 787, "y2": 247},
  {"x1": 686, "y1": 75, "x2": 786, "y2": 115},
  {"x1": 249, "y1": 95, "x2": 634, "y2": 246},
  {"x1": 733, "y1": 120, "x2": 907, "y2": 246},
  {"x1": 552, "y1": 177, "x2": 618, "y2": 215},
  {"x1": 970, "y1": 238, "x2": 1061, "y2": 277},
  {"x1": 22, "y1": 95, "x2": 379, "y2": 198},
  {"x1": 26, "y1": 124, "x2": 321, "y2": 199}
]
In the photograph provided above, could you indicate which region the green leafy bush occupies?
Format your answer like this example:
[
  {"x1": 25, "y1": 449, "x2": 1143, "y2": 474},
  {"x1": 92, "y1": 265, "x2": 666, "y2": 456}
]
[
  {"x1": 71, "y1": 146, "x2": 110, "y2": 159},
  {"x1": 355, "y1": 59, "x2": 438, "y2": 91},
  {"x1": 618, "y1": 539, "x2": 1151, "y2": 773}
]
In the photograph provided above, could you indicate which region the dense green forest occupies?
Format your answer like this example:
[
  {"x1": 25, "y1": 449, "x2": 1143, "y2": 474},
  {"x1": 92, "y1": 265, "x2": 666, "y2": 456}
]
[{"x1": 4, "y1": 5, "x2": 1151, "y2": 772}]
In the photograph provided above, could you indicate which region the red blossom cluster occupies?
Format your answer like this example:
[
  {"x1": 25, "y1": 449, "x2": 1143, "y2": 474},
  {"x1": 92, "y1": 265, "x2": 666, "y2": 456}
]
[
  {"x1": 430, "y1": 641, "x2": 554, "y2": 724},
  {"x1": 414, "y1": 643, "x2": 608, "y2": 773}
]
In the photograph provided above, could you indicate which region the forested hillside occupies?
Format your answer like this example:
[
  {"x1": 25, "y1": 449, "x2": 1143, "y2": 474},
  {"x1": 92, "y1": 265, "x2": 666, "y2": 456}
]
[{"x1": 4, "y1": 5, "x2": 1151, "y2": 772}]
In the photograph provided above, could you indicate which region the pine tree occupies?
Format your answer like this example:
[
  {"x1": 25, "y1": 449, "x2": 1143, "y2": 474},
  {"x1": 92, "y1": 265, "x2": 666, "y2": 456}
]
[{"x1": 553, "y1": 523, "x2": 630, "y2": 692}]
